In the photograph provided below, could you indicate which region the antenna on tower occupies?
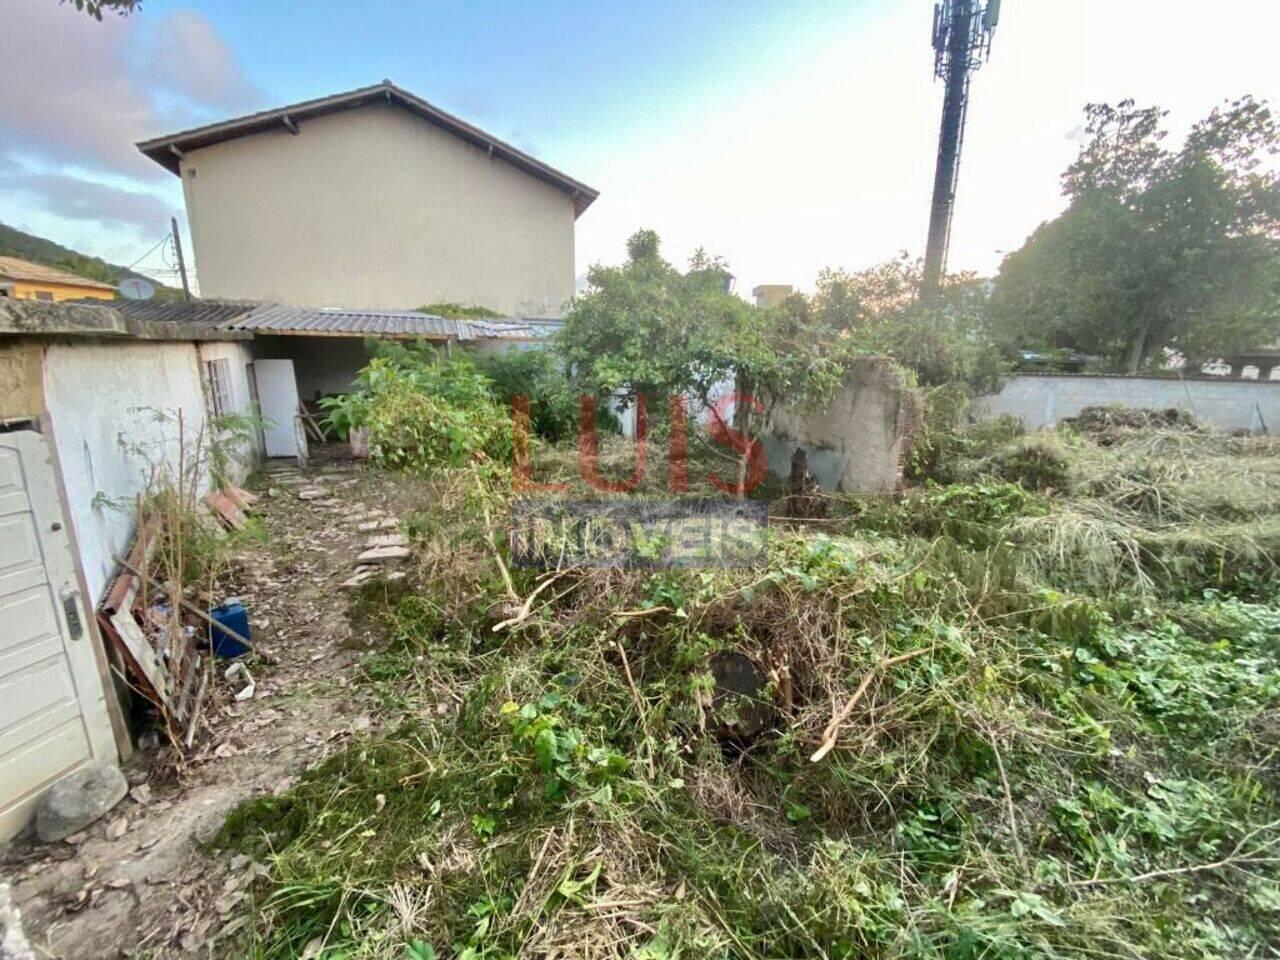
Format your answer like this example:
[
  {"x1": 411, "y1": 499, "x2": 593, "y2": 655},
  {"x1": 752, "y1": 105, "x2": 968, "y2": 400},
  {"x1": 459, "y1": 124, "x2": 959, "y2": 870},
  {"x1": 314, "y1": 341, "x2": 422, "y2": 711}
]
[{"x1": 921, "y1": 0, "x2": 999, "y2": 299}]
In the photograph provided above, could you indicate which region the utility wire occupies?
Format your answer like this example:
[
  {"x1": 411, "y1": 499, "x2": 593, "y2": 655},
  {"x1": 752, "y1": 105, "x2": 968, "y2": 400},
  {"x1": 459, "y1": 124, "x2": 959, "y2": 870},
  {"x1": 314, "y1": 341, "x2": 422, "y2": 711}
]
[{"x1": 126, "y1": 233, "x2": 171, "y2": 270}]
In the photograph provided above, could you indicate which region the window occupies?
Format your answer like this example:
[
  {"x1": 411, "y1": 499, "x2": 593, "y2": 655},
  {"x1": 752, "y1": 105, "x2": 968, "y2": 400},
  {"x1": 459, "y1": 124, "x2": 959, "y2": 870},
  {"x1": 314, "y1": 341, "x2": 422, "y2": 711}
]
[
  {"x1": 203, "y1": 359, "x2": 232, "y2": 417},
  {"x1": 34, "y1": 291, "x2": 54, "y2": 301}
]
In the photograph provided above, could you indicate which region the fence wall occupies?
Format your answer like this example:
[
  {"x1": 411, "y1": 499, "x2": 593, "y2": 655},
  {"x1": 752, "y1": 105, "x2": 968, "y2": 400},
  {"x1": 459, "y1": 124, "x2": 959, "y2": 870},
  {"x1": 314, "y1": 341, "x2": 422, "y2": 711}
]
[{"x1": 971, "y1": 374, "x2": 1280, "y2": 433}]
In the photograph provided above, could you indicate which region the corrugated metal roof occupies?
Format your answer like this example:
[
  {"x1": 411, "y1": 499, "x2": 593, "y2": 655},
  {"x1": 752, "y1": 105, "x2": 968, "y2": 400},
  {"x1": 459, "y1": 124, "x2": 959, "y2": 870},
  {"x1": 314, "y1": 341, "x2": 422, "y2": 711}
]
[
  {"x1": 470, "y1": 319, "x2": 563, "y2": 341},
  {"x1": 70, "y1": 297, "x2": 260, "y2": 328},
  {"x1": 0, "y1": 256, "x2": 117, "y2": 290},
  {"x1": 223, "y1": 305, "x2": 475, "y2": 339}
]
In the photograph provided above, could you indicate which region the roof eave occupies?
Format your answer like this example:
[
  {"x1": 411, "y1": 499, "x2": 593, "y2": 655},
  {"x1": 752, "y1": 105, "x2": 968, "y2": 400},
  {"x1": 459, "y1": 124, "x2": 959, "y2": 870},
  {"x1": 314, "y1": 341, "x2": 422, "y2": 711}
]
[{"x1": 136, "y1": 81, "x2": 599, "y2": 217}]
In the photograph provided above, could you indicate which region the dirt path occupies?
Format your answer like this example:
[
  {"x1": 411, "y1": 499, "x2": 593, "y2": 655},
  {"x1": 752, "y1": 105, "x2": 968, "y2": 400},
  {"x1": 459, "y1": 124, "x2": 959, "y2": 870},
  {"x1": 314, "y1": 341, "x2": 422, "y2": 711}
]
[{"x1": 2, "y1": 458, "x2": 414, "y2": 959}]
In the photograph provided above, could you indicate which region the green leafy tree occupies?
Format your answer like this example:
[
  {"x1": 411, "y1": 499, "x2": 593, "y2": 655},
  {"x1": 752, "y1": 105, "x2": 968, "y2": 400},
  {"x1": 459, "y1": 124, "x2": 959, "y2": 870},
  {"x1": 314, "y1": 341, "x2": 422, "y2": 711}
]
[
  {"x1": 559, "y1": 230, "x2": 846, "y2": 494},
  {"x1": 993, "y1": 97, "x2": 1280, "y2": 372},
  {"x1": 476, "y1": 347, "x2": 598, "y2": 443},
  {"x1": 805, "y1": 255, "x2": 1007, "y2": 392}
]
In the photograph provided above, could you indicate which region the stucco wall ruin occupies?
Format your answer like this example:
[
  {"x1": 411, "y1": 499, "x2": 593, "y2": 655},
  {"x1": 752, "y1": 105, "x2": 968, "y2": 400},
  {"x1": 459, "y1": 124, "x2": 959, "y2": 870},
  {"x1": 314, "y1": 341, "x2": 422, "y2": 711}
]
[{"x1": 764, "y1": 357, "x2": 922, "y2": 495}]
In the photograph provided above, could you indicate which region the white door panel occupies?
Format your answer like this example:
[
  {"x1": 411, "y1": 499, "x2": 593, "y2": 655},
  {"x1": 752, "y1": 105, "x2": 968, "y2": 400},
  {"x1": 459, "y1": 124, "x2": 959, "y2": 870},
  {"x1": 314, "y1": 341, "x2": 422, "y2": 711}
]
[
  {"x1": 254, "y1": 359, "x2": 307, "y2": 459},
  {"x1": 0, "y1": 432, "x2": 115, "y2": 840}
]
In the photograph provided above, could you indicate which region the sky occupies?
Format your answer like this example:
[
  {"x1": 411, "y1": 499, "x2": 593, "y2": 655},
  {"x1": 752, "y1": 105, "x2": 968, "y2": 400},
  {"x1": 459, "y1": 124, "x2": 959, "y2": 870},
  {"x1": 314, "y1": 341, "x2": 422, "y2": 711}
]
[{"x1": 1, "y1": 0, "x2": 1277, "y2": 297}]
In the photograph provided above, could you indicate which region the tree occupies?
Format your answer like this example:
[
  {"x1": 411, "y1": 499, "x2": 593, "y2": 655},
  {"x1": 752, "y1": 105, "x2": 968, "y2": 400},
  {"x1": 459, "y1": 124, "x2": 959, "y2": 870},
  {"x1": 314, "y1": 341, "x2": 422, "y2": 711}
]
[
  {"x1": 993, "y1": 97, "x2": 1280, "y2": 372},
  {"x1": 558, "y1": 230, "x2": 845, "y2": 494},
  {"x1": 806, "y1": 255, "x2": 1007, "y2": 393},
  {"x1": 64, "y1": 0, "x2": 140, "y2": 18},
  {"x1": 558, "y1": 230, "x2": 736, "y2": 412}
]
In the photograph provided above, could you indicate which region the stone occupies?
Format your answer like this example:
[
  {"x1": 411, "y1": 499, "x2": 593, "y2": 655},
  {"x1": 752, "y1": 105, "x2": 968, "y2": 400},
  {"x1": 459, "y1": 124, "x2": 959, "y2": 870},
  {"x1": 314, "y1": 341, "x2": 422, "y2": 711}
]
[
  {"x1": 363, "y1": 533, "x2": 408, "y2": 549},
  {"x1": 355, "y1": 545, "x2": 410, "y2": 565},
  {"x1": 356, "y1": 518, "x2": 399, "y2": 532},
  {"x1": 297, "y1": 487, "x2": 329, "y2": 501},
  {"x1": 36, "y1": 763, "x2": 128, "y2": 843}
]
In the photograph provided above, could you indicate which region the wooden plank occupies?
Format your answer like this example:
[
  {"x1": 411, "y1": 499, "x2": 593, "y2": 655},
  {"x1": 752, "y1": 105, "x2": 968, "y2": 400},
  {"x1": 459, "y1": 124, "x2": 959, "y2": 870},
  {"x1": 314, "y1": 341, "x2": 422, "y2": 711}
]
[
  {"x1": 223, "y1": 485, "x2": 259, "y2": 511},
  {"x1": 184, "y1": 665, "x2": 209, "y2": 748},
  {"x1": 105, "y1": 601, "x2": 173, "y2": 715},
  {"x1": 229, "y1": 485, "x2": 260, "y2": 506},
  {"x1": 101, "y1": 517, "x2": 159, "y2": 615},
  {"x1": 298, "y1": 403, "x2": 326, "y2": 443},
  {"x1": 114, "y1": 555, "x2": 256, "y2": 654}
]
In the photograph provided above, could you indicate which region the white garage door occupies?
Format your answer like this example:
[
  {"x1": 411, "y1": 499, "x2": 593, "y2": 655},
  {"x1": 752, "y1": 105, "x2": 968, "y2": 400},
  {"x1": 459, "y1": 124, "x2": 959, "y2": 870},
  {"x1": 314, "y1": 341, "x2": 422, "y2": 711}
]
[{"x1": 0, "y1": 430, "x2": 115, "y2": 841}]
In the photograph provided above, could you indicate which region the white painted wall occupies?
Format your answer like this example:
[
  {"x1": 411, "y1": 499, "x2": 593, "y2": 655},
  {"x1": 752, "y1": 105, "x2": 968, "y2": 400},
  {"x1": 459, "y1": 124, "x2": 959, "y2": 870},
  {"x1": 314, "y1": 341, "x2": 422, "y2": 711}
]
[
  {"x1": 197, "y1": 339, "x2": 262, "y2": 469},
  {"x1": 181, "y1": 104, "x2": 578, "y2": 316},
  {"x1": 42, "y1": 339, "x2": 256, "y2": 602},
  {"x1": 973, "y1": 375, "x2": 1280, "y2": 433},
  {"x1": 765, "y1": 358, "x2": 921, "y2": 495}
]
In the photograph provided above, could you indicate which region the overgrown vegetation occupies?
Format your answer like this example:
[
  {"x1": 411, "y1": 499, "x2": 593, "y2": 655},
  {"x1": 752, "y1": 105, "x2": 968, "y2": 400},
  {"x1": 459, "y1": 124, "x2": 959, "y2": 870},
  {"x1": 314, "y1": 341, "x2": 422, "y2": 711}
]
[
  {"x1": 418, "y1": 303, "x2": 504, "y2": 320},
  {"x1": 476, "y1": 348, "x2": 590, "y2": 445},
  {"x1": 320, "y1": 344, "x2": 513, "y2": 470},
  {"x1": 223, "y1": 408, "x2": 1280, "y2": 959}
]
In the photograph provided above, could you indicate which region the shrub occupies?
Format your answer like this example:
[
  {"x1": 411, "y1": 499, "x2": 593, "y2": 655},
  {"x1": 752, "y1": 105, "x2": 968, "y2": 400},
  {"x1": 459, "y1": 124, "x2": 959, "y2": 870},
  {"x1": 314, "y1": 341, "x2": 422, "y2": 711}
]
[
  {"x1": 908, "y1": 388, "x2": 1025, "y2": 484},
  {"x1": 477, "y1": 348, "x2": 598, "y2": 443},
  {"x1": 416, "y1": 302, "x2": 501, "y2": 320},
  {"x1": 321, "y1": 348, "x2": 512, "y2": 470}
]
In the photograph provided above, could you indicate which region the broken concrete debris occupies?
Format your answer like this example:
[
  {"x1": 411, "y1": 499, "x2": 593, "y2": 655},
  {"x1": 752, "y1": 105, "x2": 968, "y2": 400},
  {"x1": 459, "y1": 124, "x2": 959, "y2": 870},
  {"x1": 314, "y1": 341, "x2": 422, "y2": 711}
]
[
  {"x1": 340, "y1": 569, "x2": 377, "y2": 589},
  {"x1": 355, "y1": 545, "x2": 411, "y2": 565},
  {"x1": 35, "y1": 764, "x2": 128, "y2": 843}
]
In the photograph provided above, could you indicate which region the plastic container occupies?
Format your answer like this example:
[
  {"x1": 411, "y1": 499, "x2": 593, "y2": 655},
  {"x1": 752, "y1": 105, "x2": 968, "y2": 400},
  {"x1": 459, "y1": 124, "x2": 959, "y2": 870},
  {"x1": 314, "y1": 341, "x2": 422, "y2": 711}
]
[{"x1": 209, "y1": 601, "x2": 252, "y2": 658}]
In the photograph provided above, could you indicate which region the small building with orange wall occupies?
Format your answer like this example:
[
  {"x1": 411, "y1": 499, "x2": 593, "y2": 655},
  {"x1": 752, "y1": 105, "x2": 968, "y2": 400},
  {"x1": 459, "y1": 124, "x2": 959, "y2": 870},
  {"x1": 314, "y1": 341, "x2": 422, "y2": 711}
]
[{"x1": 0, "y1": 256, "x2": 116, "y2": 302}]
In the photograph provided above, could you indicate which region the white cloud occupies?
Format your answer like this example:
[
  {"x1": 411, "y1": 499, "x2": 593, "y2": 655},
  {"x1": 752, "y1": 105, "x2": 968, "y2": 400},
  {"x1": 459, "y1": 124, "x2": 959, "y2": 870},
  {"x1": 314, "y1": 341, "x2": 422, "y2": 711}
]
[
  {"x1": 140, "y1": 10, "x2": 261, "y2": 113},
  {"x1": 0, "y1": 170, "x2": 174, "y2": 233},
  {"x1": 0, "y1": 0, "x2": 254, "y2": 266}
]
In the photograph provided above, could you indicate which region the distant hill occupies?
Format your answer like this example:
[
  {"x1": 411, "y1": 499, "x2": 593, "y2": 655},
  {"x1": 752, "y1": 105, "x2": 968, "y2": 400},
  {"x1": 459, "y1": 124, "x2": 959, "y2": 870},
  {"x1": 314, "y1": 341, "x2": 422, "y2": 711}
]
[{"x1": 0, "y1": 222, "x2": 181, "y2": 298}]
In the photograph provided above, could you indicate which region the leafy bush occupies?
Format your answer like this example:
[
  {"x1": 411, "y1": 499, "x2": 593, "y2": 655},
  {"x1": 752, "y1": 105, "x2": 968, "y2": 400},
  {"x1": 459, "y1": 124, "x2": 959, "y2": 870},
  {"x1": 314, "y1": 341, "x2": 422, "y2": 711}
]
[
  {"x1": 477, "y1": 348, "x2": 599, "y2": 443},
  {"x1": 809, "y1": 256, "x2": 1010, "y2": 393},
  {"x1": 416, "y1": 302, "x2": 501, "y2": 320},
  {"x1": 320, "y1": 346, "x2": 511, "y2": 470}
]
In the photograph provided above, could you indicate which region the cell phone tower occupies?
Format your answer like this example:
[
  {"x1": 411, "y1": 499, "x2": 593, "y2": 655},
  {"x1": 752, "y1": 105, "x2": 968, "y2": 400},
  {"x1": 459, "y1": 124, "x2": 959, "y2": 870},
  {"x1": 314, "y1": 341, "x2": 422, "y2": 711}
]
[{"x1": 921, "y1": 0, "x2": 1000, "y2": 298}]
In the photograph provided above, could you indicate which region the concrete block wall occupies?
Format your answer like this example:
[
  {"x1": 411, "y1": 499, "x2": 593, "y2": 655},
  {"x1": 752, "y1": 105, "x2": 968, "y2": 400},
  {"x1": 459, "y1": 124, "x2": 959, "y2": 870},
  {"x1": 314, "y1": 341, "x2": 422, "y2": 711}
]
[
  {"x1": 765, "y1": 357, "x2": 922, "y2": 495},
  {"x1": 972, "y1": 374, "x2": 1280, "y2": 433}
]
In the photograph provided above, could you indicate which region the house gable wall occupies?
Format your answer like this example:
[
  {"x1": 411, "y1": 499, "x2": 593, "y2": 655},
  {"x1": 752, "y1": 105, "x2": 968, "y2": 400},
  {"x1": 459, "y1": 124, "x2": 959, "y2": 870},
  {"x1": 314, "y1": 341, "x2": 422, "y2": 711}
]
[{"x1": 180, "y1": 103, "x2": 577, "y2": 316}]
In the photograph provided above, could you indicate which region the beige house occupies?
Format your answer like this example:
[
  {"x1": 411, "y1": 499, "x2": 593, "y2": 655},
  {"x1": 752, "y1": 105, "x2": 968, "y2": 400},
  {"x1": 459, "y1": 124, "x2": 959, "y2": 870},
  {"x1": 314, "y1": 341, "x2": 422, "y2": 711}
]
[{"x1": 138, "y1": 81, "x2": 598, "y2": 317}]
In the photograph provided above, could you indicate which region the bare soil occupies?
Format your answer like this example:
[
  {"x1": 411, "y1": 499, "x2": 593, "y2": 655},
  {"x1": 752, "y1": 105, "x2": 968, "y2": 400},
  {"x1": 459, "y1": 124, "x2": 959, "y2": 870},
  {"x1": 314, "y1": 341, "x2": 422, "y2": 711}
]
[{"x1": 1, "y1": 456, "x2": 422, "y2": 959}]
